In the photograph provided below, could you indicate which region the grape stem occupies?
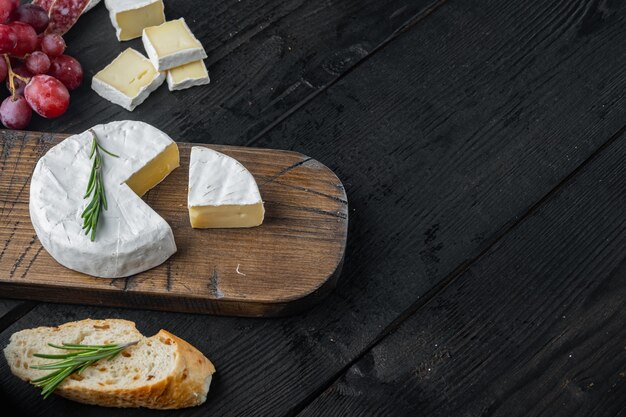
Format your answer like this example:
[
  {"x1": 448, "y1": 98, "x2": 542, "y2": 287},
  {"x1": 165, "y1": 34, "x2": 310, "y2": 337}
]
[{"x1": 3, "y1": 54, "x2": 31, "y2": 99}]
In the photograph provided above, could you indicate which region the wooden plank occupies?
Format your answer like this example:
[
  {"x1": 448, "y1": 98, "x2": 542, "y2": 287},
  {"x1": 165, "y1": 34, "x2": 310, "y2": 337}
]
[
  {"x1": 296, "y1": 132, "x2": 626, "y2": 417},
  {"x1": 0, "y1": 300, "x2": 36, "y2": 334},
  {"x1": 3, "y1": 1, "x2": 626, "y2": 416},
  {"x1": 0, "y1": 300, "x2": 23, "y2": 329},
  {"x1": 184, "y1": 0, "x2": 626, "y2": 413},
  {"x1": 0, "y1": 300, "x2": 20, "y2": 318},
  {"x1": 30, "y1": 0, "x2": 442, "y2": 139},
  {"x1": 0, "y1": 131, "x2": 347, "y2": 317}
]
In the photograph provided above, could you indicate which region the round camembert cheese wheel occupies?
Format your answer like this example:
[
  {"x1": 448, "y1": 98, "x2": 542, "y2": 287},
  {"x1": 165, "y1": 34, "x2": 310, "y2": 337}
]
[{"x1": 29, "y1": 121, "x2": 179, "y2": 278}]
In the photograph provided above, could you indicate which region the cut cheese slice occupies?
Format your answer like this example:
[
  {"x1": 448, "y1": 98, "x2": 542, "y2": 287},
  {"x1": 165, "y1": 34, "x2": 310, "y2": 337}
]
[
  {"x1": 84, "y1": 0, "x2": 101, "y2": 13},
  {"x1": 188, "y1": 147, "x2": 264, "y2": 228},
  {"x1": 126, "y1": 141, "x2": 179, "y2": 197},
  {"x1": 104, "y1": 0, "x2": 165, "y2": 41},
  {"x1": 167, "y1": 60, "x2": 210, "y2": 91},
  {"x1": 142, "y1": 18, "x2": 207, "y2": 71},
  {"x1": 91, "y1": 48, "x2": 164, "y2": 111},
  {"x1": 29, "y1": 121, "x2": 179, "y2": 278}
]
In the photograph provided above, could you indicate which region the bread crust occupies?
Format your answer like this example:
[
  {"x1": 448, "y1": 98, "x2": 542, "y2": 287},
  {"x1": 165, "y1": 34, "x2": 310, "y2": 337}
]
[
  {"x1": 143, "y1": 330, "x2": 217, "y2": 409},
  {"x1": 4, "y1": 320, "x2": 216, "y2": 409}
]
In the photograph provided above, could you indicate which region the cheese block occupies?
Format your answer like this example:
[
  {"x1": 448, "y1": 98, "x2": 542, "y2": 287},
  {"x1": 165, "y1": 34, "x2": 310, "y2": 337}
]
[
  {"x1": 188, "y1": 146, "x2": 264, "y2": 228},
  {"x1": 92, "y1": 48, "x2": 164, "y2": 111},
  {"x1": 167, "y1": 60, "x2": 210, "y2": 91},
  {"x1": 29, "y1": 121, "x2": 179, "y2": 278},
  {"x1": 142, "y1": 18, "x2": 207, "y2": 71},
  {"x1": 104, "y1": 0, "x2": 165, "y2": 41},
  {"x1": 84, "y1": 0, "x2": 102, "y2": 12}
]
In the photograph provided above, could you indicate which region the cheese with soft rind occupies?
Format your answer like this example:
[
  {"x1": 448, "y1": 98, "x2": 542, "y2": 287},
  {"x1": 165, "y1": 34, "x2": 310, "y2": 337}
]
[
  {"x1": 166, "y1": 60, "x2": 210, "y2": 91},
  {"x1": 104, "y1": 0, "x2": 165, "y2": 41},
  {"x1": 29, "y1": 121, "x2": 179, "y2": 278},
  {"x1": 126, "y1": 142, "x2": 179, "y2": 197},
  {"x1": 142, "y1": 18, "x2": 207, "y2": 71},
  {"x1": 91, "y1": 48, "x2": 164, "y2": 111},
  {"x1": 188, "y1": 147, "x2": 264, "y2": 228},
  {"x1": 84, "y1": 0, "x2": 101, "y2": 12}
]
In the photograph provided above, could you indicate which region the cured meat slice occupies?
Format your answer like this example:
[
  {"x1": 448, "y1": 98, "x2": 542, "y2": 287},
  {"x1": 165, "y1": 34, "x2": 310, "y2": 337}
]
[
  {"x1": 45, "y1": 0, "x2": 90, "y2": 35},
  {"x1": 34, "y1": 0, "x2": 99, "y2": 15},
  {"x1": 32, "y1": 0, "x2": 55, "y2": 12}
]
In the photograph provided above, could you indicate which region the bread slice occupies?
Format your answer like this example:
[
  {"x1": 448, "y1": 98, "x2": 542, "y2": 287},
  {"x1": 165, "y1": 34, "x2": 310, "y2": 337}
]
[{"x1": 3, "y1": 319, "x2": 216, "y2": 409}]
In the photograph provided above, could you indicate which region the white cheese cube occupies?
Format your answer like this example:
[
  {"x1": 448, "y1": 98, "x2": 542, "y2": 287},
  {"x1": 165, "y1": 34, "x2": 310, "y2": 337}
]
[
  {"x1": 104, "y1": 0, "x2": 165, "y2": 41},
  {"x1": 142, "y1": 18, "x2": 207, "y2": 71},
  {"x1": 166, "y1": 60, "x2": 210, "y2": 91},
  {"x1": 91, "y1": 48, "x2": 164, "y2": 111}
]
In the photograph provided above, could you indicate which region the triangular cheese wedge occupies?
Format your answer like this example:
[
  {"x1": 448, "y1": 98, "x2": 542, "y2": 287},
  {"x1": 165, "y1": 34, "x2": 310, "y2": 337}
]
[
  {"x1": 29, "y1": 121, "x2": 179, "y2": 278},
  {"x1": 188, "y1": 146, "x2": 264, "y2": 228}
]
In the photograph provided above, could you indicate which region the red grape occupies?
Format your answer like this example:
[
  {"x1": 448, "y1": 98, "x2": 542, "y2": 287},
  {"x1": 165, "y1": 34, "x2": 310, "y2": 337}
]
[
  {"x1": 6, "y1": 65, "x2": 31, "y2": 95},
  {"x1": 48, "y1": 54, "x2": 82, "y2": 90},
  {"x1": 24, "y1": 74, "x2": 70, "y2": 118},
  {"x1": 10, "y1": 4, "x2": 49, "y2": 34},
  {"x1": 0, "y1": 95, "x2": 32, "y2": 129},
  {"x1": 9, "y1": 21, "x2": 38, "y2": 56},
  {"x1": 0, "y1": 23, "x2": 16, "y2": 53},
  {"x1": 40, "y1": 33, "x2": 65, "y2": 57},
  {"x1": 0, "y1": 0, "x2": 19, "y2": 23},
  {"x1": 0, "y1": 56, "x2": 6, "y2": 83},
  {"x1": 25, "y1": 51, "x2": 50, "y2": 74}
]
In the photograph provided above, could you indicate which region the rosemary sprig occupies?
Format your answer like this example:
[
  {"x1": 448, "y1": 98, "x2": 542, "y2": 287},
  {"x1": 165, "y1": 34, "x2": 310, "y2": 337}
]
[
  {"x1": 31, "y1": 341, "x2": 138, "y2": 399},
  {"x1": 81, "y1": 130, "x2": 118, "y2": 241}
]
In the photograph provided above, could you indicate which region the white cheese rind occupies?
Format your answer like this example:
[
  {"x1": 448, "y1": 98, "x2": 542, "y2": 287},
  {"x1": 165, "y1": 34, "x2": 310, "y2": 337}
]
[
  {"x1": 84, "y1": 0, "x2": 101, "y2": 12},
  {"x1": 104, "y1": 0, "x2": 164, "y2": 41},
  {"x1": 166, "y1": 67, "x2": 210, "y2": 91},
  {"x1": 188, "y1": 147, "x2": 263, "y2": 208},
  {"x1": 142, "y1": 19, "x2": 207, "y2": 71},
  {"x1": 91, "y1": 49, "x2": 165, "y2": 112},
  {"x1": 91, "y1": 72, "x2": 164, "y2": 111},
  {"x1": 29, "y1": 121, "x2": 177, "y2": 278}
]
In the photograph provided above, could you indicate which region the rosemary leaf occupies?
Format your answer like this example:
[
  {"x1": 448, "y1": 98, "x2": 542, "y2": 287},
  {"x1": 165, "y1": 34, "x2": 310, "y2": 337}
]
[
  {"x1": 54, "y1": 343, "x2": 117, "y2": 349},
  {"x1": 84, "y1": 166, "x2": 96, "y2": 198},
  {"x1": 33, "y1": 353, "x2": 76, "y2": 360},
  {"x1": 98, "y1": 143, "x2": 119, "y2": 158},
  {"x1": 89, "y1": 136, "x2": 96, "y2": 158}
]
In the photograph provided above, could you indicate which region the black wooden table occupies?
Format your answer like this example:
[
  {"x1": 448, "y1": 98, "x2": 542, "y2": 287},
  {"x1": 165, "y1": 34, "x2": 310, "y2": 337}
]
[{"x1": 1, "y1": 1, "x2": 625, "y2": 416}]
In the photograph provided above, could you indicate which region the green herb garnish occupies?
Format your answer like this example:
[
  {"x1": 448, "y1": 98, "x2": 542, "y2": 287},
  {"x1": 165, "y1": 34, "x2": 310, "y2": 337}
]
[
  {"x1": 31, "y1": 341, "x2": 138, "y2": 399},
  {"x1": 81, "y1": 129, "x2": 118, "y2": 241}
]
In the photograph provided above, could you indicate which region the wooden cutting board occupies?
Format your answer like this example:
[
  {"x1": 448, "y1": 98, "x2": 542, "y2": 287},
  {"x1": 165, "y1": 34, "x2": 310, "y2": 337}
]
[{"x1": 0, "y1": 130, "x2": 348, "y2": 317}]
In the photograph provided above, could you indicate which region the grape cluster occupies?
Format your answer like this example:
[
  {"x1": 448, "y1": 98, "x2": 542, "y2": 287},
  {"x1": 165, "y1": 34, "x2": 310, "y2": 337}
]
[{"x1": 0, "y1": 0, "x2": 83, "y2": 129}]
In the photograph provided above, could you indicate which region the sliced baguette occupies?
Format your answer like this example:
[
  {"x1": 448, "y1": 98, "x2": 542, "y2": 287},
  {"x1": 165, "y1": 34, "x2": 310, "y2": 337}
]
[{"x1": 3, "y1": 319, "x2": 216, "y2": 409}]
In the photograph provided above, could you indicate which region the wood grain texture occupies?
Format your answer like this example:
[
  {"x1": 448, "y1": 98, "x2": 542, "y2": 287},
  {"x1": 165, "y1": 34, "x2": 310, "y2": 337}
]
[
  {"x1": 0, "y1": 300, "x2": 20, "y2": 318},
  {"x1": 297, "y1": 130, "x2": 626, "y2": 417},
  {"x1": 28, "y1": 0, "x2": 441, "y2": 141},
  {"x1": 0, "y1": 131, "x2": 348, "y2": 316},
  {"x1": 0, "y1": 301, "x2": 35, "y2": 335},
  {"x1": 2, "y1": 0, "x2": 626, "y2": 416},
  {"x1": 180, "y1": 2, "x2": 626, "y2": 415}
]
